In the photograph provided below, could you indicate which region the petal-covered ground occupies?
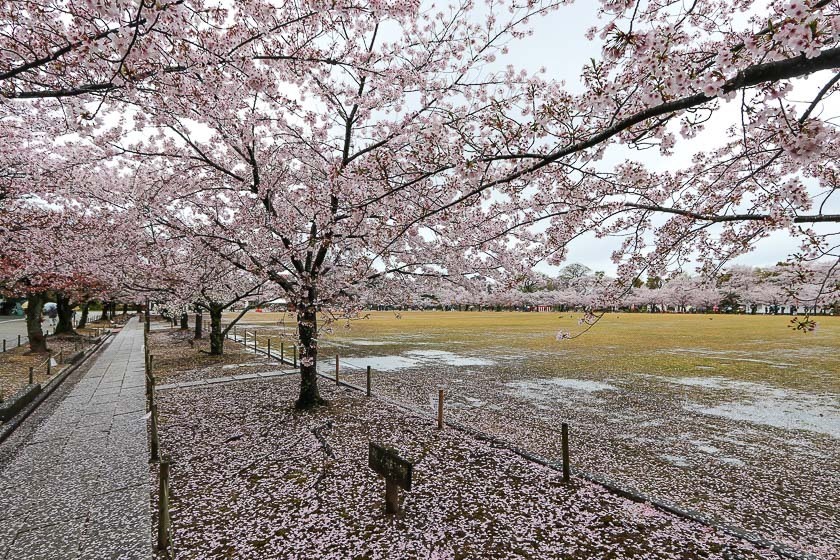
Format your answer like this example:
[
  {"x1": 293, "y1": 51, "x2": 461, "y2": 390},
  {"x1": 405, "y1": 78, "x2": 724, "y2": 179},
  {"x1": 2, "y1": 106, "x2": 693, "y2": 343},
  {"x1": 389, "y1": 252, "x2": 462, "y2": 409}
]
[
  {"x1": 226, "y1": 311, "x2": 840, "y2": 558},
  {"x1": 155, "y1": 376, "x2": 783, "y2": 560}
]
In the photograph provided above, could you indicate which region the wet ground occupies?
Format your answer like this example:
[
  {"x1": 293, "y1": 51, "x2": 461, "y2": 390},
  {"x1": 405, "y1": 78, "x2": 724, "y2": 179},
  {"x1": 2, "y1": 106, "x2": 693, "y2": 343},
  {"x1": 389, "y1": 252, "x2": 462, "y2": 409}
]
[{"x1": 232, "y1": 312, "x2": 840, "y2": 558}]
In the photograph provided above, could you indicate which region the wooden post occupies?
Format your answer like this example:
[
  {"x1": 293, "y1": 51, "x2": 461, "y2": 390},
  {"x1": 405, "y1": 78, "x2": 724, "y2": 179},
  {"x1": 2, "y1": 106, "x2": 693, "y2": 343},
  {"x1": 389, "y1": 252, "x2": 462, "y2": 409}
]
[
  {"x1": 58, "y1": 350, "x2": 63, "y2": 364},
  {"x1": 561, "y1": 422, "x2": 571, "y2": 483},
  {"x1": 385, "y1": 480, "x2": 399, "y2": 514},
  {"x1": 2, "y1": 339, "x2": 5, "y2": 352},
  {"x1": 157, "y1": 458, "x2": 172, "y2": 552},
  {"x1": 254, "y1": 331, "x2": 258, "y2": 353},
  {"x1": 293, "y1": 345, "x2": 297, "y2": 367},
  {"x1": 150, "y1": 404, "x2": 160, "y2": 462},
  {"x1": 17, "y1": 334, "x2": 21, "y2": 347},
  {"x1": 147, "y1": 355, "x2": 155, "y2": 410},
  {"x1": 267, "y1": 338, "x2": 271, "y2": 357},
  {"x1": 366, "y1": 366, "x2": 371, "y2": 397},
  {"x1": 335, "y1": 355, "x2": 339, "y2": 385},
  {"x1": 281, "y1": 342, "x2": 284, "y2": 363},
  {"x1": 234, "y1": 326, "x2": 237, "y2": 340},
  {"x1": 47, "y1": 352, "x2": 52, "y2": 376},
  {"x1": 29, "y1": 367, "x2": 34, "y2": 384},
  {"x1": 437, "y1": 389, "x2": 444, "y2": 430}
]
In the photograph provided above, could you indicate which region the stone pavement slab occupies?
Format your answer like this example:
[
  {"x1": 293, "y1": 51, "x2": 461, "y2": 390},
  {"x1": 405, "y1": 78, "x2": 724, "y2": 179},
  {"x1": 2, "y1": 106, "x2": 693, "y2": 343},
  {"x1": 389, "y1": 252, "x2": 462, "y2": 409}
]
[{"x1": 0, "y1": 318, "x2": 151, "y2": 560}]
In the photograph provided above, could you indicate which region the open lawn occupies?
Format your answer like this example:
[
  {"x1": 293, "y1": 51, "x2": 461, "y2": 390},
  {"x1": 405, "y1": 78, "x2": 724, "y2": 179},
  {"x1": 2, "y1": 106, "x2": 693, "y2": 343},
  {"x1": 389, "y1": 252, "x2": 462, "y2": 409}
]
[{"x1": 226, "y1": 311, "x2": 840, "y2": 558}]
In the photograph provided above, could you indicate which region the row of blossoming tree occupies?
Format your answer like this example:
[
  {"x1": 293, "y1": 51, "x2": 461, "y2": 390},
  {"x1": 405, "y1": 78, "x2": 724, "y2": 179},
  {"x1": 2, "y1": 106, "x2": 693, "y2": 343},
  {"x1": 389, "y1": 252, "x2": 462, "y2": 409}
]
[
  {"x1": 375, "y1": 263, "x2": 840, "y2": 313},
  {"x1": 1, "y1": 0, "x2": 837, "y2": 407}
]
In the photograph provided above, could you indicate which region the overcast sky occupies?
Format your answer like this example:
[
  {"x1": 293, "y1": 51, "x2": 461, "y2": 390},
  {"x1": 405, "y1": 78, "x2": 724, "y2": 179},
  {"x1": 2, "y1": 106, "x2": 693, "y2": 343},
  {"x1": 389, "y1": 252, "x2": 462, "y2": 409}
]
[{"x1": 481, "y1": 2, "x2": 838, "y2": 277}]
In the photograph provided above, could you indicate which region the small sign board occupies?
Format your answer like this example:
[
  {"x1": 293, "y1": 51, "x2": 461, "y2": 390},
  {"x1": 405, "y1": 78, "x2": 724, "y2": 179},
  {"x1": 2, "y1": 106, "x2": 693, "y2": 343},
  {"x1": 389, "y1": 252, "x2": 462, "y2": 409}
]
[{"x1": 368, "y1": 442, "x2": 413, "y2": 491}]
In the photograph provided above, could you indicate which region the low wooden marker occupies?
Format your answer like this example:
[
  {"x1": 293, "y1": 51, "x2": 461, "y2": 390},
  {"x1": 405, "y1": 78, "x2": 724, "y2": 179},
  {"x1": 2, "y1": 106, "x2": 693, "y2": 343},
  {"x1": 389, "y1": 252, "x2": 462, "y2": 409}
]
[
  {"x1": 437, "y1": 389, "x2": 444, "y2": 430},
  {"x1": 335, "y1": 355, "x2": 340, "y2": 385},
  {"x1": 369, "y1": 442, "x2": 413, "y2": 514},
  {"x1": 366, "y1": 366, "x2": 371, "y2": 397}
]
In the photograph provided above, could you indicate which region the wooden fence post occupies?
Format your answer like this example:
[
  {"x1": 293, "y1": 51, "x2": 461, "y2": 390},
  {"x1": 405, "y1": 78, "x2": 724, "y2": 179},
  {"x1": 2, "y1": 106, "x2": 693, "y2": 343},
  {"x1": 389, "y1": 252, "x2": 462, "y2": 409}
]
[
  {"x1": 561, "y1": 422, "x2": 571, "y2": 483},
  {"x1": 366, "y1": 366, "x2": 371, "y2": 397},
  {"x1": 267, "y1": 338, "x2": 271, "y2": 358},
  {"x1": 17, "y1": 335, "x2": 21, "y2": 347},
  {"x1": 157, "y1": 457, "x2": 172, "y2": 552},
  {"x1": 437, "y1": 389, "x2": 444, "y2": 430},
  {"x1": 254, "y1": 331, "x2": 258, "y2": 353},
  {"x1": 150, "y1": 404, "x2": 160, "y2": 462},
  {"x1": 293, "y1": 345, "x2": 297, "y2": 368},
  {"x1": 2, "y1": 339, "x2": 5, "y2": 352},
  {"x1": 335, "y1": 355, "x2": 339, "y2": 385},
  {"x1": 47, "y1": 352, "x2": 52, "y2": 376},
  {"x1": 281, "y1": 342, "x2": 284, "y2": 363},
  {"x1": 147, "y1": 355, "x2": 155, "y2": 411},
  {"x1": 29, "y1": 367, "x2": 34, "y2": 384}
]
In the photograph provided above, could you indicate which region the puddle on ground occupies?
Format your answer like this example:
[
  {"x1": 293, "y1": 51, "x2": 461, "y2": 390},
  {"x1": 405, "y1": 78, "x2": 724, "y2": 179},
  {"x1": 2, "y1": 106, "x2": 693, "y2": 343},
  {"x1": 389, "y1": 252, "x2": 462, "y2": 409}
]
[
  {"x1": 686, "y1": 399, "x2": 840, "y2": 439},
  {"x1": 319, "y1": 349, "x2": 495, "y2": 373},
  {"x1": 506, "y1": 378, "x2": 616, "y2": 402},
  {"x1": 404, "y1": 349, "x2": 494, "y2": 366},
  {"x1": 330, "y1": 355, "x2": 419, "y2": 371},
  {"x1": 718, "y1": 457, "x2": 746, "y2": 467},
  {"x1": 662, "y1": 376, "x2": 840, "y2": 438},
  {"x1": 661, "y1": 454, "x2": 690, "y2": 467}
]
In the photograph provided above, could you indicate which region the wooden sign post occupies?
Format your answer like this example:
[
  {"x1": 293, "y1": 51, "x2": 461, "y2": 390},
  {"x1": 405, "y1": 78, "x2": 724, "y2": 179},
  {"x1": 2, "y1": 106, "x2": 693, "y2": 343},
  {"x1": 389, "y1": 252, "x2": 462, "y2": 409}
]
[{"x1": 369, "y1": 442, "x2": 413, "y2": 514}]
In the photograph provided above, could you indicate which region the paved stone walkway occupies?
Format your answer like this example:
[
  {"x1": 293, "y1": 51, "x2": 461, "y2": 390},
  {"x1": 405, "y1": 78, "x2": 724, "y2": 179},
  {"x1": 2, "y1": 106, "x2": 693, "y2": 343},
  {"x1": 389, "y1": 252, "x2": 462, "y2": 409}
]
[{"x1": 0, "y1": 319, "x2": 151, "y2": 559}]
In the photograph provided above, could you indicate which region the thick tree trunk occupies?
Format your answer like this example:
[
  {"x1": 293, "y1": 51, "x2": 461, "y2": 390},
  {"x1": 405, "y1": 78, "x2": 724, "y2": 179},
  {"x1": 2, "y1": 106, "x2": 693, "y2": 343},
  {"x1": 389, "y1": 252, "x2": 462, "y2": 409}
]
[
  {"x1": 54, "y1": 293, "x2": 75, "y2": 335},
  {"x1": 194, "y1": 310, "x2": 203, "y2": 339},
  {"x1": 180, "y1": 313, "x2": 189, "y2": 330},
  {"x1": 77, "y1": 302, "x2": 90, "y2": 329},
  {"x1": 209, "y1": 307, "x2": 224, "y2": 355},
  {"x1": 295, "y1": 304, "x2": 324, "y2": 409},
  {"x1": 100, "y1": 301, "x2": 109, "y2": 322},
  {"x1": 26, "y1": 292, "x2": 48, "y2": 353}
]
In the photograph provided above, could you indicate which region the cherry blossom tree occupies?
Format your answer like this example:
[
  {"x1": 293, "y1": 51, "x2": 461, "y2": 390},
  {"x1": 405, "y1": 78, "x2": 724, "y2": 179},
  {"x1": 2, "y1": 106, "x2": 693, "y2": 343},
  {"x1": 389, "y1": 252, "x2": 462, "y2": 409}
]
[
  {"x1": 480, "y1": 0, "x2": 839, "y2": 290},
  {"x1": 102, "y1": 0, "x2": 563, "y2": 408},
  {"x1": 4, "y1": 0, "x2": 839, "y2": 401}
]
